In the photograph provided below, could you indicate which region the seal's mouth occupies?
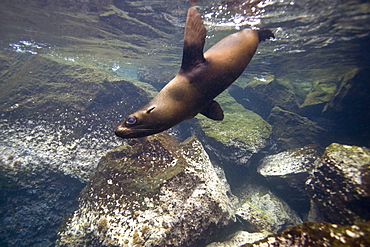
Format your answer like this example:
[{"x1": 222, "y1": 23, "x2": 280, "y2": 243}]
[{"x1": 114, "y1": 126, "x2": 163, "y2": 139}]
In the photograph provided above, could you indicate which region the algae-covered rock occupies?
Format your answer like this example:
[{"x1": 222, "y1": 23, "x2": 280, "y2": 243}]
[
  {"x1": 300, "y1": 79, "x2": 337, "y2": 114},
  {"x1": 306, "y1": 143, "x2": 370, "y2": 225},
  {"x1": 267, "y1": 106, "x2": 328, "y2": 151},
  {"x1": 57, "y1": 132, "x2": 236, "y2": 247},
  {"x1": 229, "y1": 76, "x2": 300, "y2": 119},
  {"x1": 196, "y1": 91, "x2": 272, "y2": 166},
  {"x1": 235, "y1": 184, "x2": 302, "y2": 233},
  {"x1": 244, "y1": 221, "x2": 370, "y2": 247},
  {"x1": 257, "y1": 145, "x2": 322, "y2": 217},
  {"x1": 0, "y1": 51, "x2": 150, "y2": 123}
]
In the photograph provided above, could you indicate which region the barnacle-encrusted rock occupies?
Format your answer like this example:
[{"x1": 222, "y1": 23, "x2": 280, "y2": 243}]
[
  {"x1": 243, "y1": 221, "x2": 370, "y2": 247},
  {"x1": 235, "y1": 184, "x2": 302, "y2": 233},
  {"x1": 257, "y1": 145, "x2": 322, "y2": 217},
  {"x1": 57, "y1": 132, "x2": 236, "y2": 246},
  {"x1": 306, "y1": 143, "x2": 370, "y2": 225}
]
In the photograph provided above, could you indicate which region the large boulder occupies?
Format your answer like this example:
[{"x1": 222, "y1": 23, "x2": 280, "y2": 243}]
[
  {"x1": 267, "y1": 106, "x2": 328, "y2": 151},
  {"x1": 57, "y1": 133, "x2": 236, "y2": 246},
  {"x1": 229, "y1": 76, "x2": 301, "y2": 119},
  {"x1": 0, "y1": 51, "x2": 154, "y2": 182},
  {"x1": 234, "y1": 184, "x2": 302, "y2": 233},
  {"x1": 306, "y1": 143, "x2": 370, "y2": 225},
  {"x1": 257, "y1": 145, "x2": 322, "y2": 218},
  {"x1": 244, "y1": 221, "x2": 370, "y2": 246}
]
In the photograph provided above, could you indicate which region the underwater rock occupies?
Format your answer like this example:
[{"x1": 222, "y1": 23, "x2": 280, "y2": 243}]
[
  {"x1": 0, "y1": 51, "x2": 150, "y2": 124},
  {"x1": 267, "y1": 106, "x2": 327, "y2": 151},
  {"x1": 257, "y1": 145, "x2": 322, "y2": 219},
  {"x1": 206, "y1": 230, "x2": 270, "y2": 247},
  {"x1": 196, "y1": 91, "x2": 272, "y2": 167},
  {"x1": 0, "y1": 50, "x2": 154, "y2": 182},
  {"x1": 229, "y1": 76, "x2": 300, "y2": 119},
  {"x1": 323, "y1": 68, "x2": 370, "y2": 146},
  {"x1": 0, "y1": 50, "x2": 153, "y2": 246},
  {"x1": 299, "y1": 79, "x2": 337, "y2": 115},
  {"x1": 57, "y1": 132, "x2": 236, "y2": 247},
  {"x1": 306, "y1": 143, "x2": 370, "y2": 225},
  {"x1": 235, "y1": 184, "x2": 302, "y2": 233},
  {"x1": 243, "y1": 221, "x2": 370, "y2": 246},
  {"x1": 0, "y1": 164, "x2": 84, "y2": 247}
]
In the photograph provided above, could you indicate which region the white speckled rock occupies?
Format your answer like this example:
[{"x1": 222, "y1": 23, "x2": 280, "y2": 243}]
[
  {"x1": 256, "y1": 145, "x2": 322, "y2": 217},
  {"x1": 206, "y1": 230, "x2": 270, "y2": 247},
  {"x1": 235, "y1": 184, "x2": 302, "y2": 233},
  {"x1": 56, "y1": 132, "x2": 236, "y2": 246},
  {"x1": 258, "y1": 145, "x2": 321, "y2": 177}
]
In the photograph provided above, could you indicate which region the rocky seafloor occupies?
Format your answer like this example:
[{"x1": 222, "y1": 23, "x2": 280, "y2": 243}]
[{"x1": 1, "y1": 0, "x2": 370, "y2": 246}]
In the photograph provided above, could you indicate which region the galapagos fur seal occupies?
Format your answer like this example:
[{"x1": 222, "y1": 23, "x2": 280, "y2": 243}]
[{"x1": 115, "y1": 7, "x2": 274, "y2": 139}]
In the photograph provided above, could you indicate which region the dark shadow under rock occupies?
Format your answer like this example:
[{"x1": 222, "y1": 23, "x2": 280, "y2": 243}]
[
  {"x1": 0, "y1": 166, "x2": 85, "y2": 247},
  {"x1": 323, "y1": 68, "x2": 370, "y2": 147}
]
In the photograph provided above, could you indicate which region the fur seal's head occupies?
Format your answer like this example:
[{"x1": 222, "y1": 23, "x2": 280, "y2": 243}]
[{"x1": 115, "y1": 105, "x2": 168, "y2": 138}]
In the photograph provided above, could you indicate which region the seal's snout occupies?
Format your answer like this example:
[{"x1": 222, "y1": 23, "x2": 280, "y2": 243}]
[{"x1": 114, "y1": 125, "x2": 127, "y2": 138}]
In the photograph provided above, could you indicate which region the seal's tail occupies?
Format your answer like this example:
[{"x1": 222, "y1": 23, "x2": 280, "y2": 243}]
[{"x1": 258, "y1": 29, "x2": 275, "y2": 42}]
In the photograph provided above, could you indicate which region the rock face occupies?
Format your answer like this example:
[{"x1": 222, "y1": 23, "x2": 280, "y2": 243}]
[
  {"x1": 257, "y1": 145, "x2": 322, "y2": 217},
  {"x1": 323, "y1": 68, "x2": 370, "y2": 146},
  {"x1": 57, "y1": 132, "x2": 236, "y2": 247},
  {"x1": 0, "y1": 50, "x2": 154, "y2": 182},
  {"x1": 235, "y1": 184, "x2": 302, "y2": 233},
  {"x1": 244, "y1": 221, "x2": 370, "y2": 247},
  {"x1": 306, "y1": 143, "x2": 370, "y2": 225},
  {"x1": 229, "y1": 76, "x2": 300, "y2": 119},
  {"x1": 267, "y1": 107, "x2": 328, "y2": 151}
]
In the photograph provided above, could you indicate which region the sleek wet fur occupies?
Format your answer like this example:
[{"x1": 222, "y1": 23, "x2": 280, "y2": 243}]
[{"x1": 115, "y1": 7, "x2": 274, "y2": 138}]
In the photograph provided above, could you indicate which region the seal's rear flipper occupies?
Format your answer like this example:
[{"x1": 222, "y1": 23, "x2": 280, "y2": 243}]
[
  {"x1": 258, "y1": 29, "x2": 275, "y2": 42},
  {"x1": 181, "y1": 7, "x2": 207, "y2": 72}
]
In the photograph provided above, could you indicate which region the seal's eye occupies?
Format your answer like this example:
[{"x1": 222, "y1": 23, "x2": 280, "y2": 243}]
[{"x1": 126, "y1": 116, "x2": 137, "y2": 125}]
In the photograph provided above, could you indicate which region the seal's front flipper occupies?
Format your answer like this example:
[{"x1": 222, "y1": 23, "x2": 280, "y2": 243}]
[
  {"x1": 181, "y1": 7, "x2": 207, "y2": 72},
  {"x1": 200, "y1": 100, "x2": 224, "y2": 120},
  {"x1": 257, "y1": 29, "x2": 275, "y2": 42}
]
